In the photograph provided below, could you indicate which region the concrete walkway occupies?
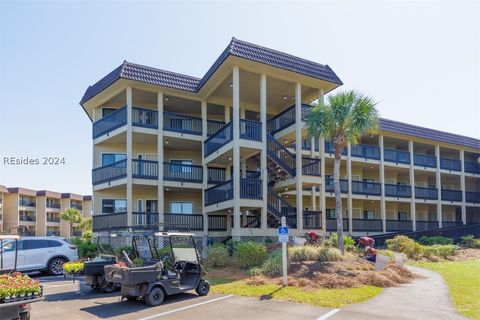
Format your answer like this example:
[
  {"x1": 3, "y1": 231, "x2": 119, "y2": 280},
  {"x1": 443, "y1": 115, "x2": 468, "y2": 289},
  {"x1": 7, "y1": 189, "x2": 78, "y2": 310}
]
[{"x1": 331, "y1": 266, "x2": 467, "y2": 320}]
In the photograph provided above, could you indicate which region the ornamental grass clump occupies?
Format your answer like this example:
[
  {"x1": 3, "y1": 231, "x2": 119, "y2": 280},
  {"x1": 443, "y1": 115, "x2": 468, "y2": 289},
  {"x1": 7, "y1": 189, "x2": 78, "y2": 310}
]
[
  {"x1": 63, "y1": 261, "x2": 85, "y2": 274},
  {"x1": 0, "y1": 272, "x2": 42, "y2": 300},
  {"x1": 205, "y1": 243, "x2": 230, "y2": 268},
  {"x1": 234, "y1": 241, "x2": 267, "y2": 268},
  {"x1": 289, "y1": 246, "x2": 320, "y2": 262},
  {"x1": 385, "y1": 235, "x2": 423, "y2": 260}
]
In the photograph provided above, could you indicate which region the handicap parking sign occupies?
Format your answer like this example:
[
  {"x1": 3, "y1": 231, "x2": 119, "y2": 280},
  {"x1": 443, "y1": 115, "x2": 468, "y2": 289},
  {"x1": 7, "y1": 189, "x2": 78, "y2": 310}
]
[{"x1": 278, "y1": 226, "x2": 289, "y2": 243}]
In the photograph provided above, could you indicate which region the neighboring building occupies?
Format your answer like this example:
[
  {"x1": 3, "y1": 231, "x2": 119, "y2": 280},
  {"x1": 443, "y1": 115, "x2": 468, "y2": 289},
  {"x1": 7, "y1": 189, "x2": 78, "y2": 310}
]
[
  {"x1": 2, "y1": 187, "x2": 91, "y2": 237},
  {"x1": 0, "y1": 185, "x2": 7, "y2": 232},
  {"x1": 80, "y1": 37, "x2": 480, "y2": 241}
]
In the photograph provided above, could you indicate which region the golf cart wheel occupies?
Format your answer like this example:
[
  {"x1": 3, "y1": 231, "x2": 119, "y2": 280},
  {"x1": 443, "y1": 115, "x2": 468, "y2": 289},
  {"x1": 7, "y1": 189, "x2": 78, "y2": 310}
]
[
  {"x1": 195, "y1": 280, "x2": 210, "y2": 296},
  {"x1": 48, "y1": 257, "x2": 66, "y2": 276},
  {"x1": 145, "y1": 287, "x2": 164, "y2": 306},
  {"x1": 100, "y1": 281, "x2": 116, "y2": 293}
]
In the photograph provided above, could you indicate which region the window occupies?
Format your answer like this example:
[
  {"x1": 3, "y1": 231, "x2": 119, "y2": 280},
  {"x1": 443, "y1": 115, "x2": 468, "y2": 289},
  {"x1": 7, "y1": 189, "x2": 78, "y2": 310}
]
[
  {"x1": 102, "y1": 153, "x2": 127, "y2": 166},
  {"x1": 23, "y1": 240, "x2": 49, "y2": 250},
  {"x1": 47, "y1": 240, "x2": 62, "y2": 247},
  {"x1": 2, "y1": 241, "x2": 19, "y2": 252},
  {"x1": 102, "y1": 108, "x2": 117, "y2": 117},
  {"x1": 363, "y1": 210, "x2": 375, "y2": 220},
  {"x1": 170, "y1": 202, "x2": 193, "y2": 214},
  {"x1": 398, "y1": 212, "x2": 408, "y2": 221},
  {"x1": 326, "y1": 209, "x2": 336, "y2": 219},
  {"x1": 170, "y1": 160, "x2": 192, "y2": 173},
  {"x1": 102, "y1": 199, "x2": 127, "y2": 213}
]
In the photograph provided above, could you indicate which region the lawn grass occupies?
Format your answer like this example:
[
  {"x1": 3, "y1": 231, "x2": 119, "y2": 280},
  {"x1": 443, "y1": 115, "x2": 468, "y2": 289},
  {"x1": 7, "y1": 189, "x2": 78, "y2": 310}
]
[
  {"x1": 210, "y1": 280, "x2": 382, "y2": 308},
  {"x1": 414, "y1": 259, "x2": 480, "y2": 320}
]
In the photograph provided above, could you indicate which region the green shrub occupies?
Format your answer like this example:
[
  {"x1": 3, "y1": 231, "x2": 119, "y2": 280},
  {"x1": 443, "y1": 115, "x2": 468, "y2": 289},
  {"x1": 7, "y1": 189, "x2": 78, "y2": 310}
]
[
  {"x1": 82, "y1": 231, "x2": 92, "y2": 240},
  {"x1": 133, "y1": 257, "x2": 144, "y2": 267},
  {"x1": 71, "y1": 238, "x2": 98, "y2": 259},
  {"x1": 318, "y1": 247, "x2": 342, "y2": 262},
  {"x1": 422, "y1": 245, "x2": 457, "y2": 258},
  {"x1": 461, "y1": 235, "x2": 480, "y2": 248},
  {"x1": 114, "y1": 246, "x2": 134, "y2": 258},
  {"x1": 386, "y1": 235, "x2": 423, "y2": 260},
  {"x1": 205, "y1": 244, "x2": 230, "y2": 267},
  {"x1": 288, "y1": 246, "x2": 319, "y2": 262},
  {"x1": 418, "y1": 235, "x2": 453, "y2": 246},
  {"x1": 250, "y1": 249, "x2": 282, "y2": 277},
  {"x1": 235, "y1": 241, "x2": 267, "y2": 268},
  {"x1": 325, "y1": 234, "x2": 355, "y2": 251}
]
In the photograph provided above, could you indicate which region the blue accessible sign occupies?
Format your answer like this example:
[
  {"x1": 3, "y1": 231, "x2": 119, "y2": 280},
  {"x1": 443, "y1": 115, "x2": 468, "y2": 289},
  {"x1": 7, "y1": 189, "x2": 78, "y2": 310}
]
[{"x1": 278, "y1": 226, "x2": 289, "y2": 243}]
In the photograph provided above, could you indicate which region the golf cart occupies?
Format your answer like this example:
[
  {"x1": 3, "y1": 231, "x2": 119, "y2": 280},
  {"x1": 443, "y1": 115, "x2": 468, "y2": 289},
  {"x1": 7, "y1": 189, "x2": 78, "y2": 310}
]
[
  {"x1": 104, "y1": 232, "x2": 209, "y2": 306},
  {"x1": 0, "y1": 234, "x2": 44, "y2": 320}
]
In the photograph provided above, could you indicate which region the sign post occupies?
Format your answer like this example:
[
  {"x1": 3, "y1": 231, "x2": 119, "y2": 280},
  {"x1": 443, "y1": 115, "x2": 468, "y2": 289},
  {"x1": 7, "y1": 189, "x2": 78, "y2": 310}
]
[{"x1": 278, "y1": 217, "x2": 288, "y2": 286}]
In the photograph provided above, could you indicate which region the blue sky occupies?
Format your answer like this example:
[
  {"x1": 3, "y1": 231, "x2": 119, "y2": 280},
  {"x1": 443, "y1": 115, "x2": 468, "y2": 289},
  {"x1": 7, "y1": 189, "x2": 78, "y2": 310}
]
[{"x1": 1, "y1": 0, "x2": 479, "y2": 195}]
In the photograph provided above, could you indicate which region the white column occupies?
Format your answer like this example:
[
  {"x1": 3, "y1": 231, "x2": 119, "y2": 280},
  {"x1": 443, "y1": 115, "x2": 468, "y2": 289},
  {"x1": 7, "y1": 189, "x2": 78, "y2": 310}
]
[
  {"x1": 201, "y1": 101, "x2": 208, "y2": 234},
  {"x1": 295, "y1": 82, "x2": 303, "y2": 231},
  {"x1": 379, "y1": 135, "x2": 386, "y2": 233},
  {"x1": 460, "y1": 150, "x2": 466, "y2": 225},
  {"x1": 232, "y1": 66, "x2": 241, "y2": 236},
  {"x1": 318, "y1": 88, "x2": 326, "y2": 234},
  {"x1": 241, "y1": 161, "x2": 247, "y2": 178},
  {"x1": 347, "y1": 142, "x2": 353, "y2": 234},
  {"x1": 157, "y1": 92, "x2": 165, "y2": 229},
  {"x1": 408, "y1": 140, "x2": 416, "y2": 231},
  {"x1": 126, "y1": 87, "x2": 133, "y2": 227},
  {"x1": 240, "y1": 106, "x2": 246, "y2": 119},
  {"x1": 260, "y1": 74, "x2": 268, "y2": 230},
  {"x1": 435, "y1": 145, "x2": 442, "y2": 228}
]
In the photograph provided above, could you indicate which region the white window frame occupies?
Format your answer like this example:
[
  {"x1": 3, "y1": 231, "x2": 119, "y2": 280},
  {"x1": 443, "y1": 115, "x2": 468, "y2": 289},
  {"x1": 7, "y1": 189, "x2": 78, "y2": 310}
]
[{"x1": 169, "y1": 201, "x2": 194, "y2": 214}]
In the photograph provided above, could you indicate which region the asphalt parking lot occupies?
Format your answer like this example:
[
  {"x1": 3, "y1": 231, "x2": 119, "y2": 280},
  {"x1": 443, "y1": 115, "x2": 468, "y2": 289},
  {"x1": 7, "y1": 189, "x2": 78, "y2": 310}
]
[{"x1": 31, "y1": 275, "x2": 338, "y2": 320}]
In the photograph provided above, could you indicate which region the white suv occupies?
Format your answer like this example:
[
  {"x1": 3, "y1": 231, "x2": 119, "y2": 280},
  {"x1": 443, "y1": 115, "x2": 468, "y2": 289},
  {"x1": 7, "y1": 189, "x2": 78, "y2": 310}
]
[{"x1": 0, "y1": 237, "x2": 79, "y2": 275}]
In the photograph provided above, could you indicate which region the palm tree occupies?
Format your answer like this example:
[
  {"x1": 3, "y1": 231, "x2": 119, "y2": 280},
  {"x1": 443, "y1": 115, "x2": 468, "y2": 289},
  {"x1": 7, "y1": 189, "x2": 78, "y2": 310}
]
[
  {"x1": 60, "y1": 208, "x2": 82, "y2": 237},
  {"x1": 306, "y1": 90, "x2": 379, "y2": 254}
]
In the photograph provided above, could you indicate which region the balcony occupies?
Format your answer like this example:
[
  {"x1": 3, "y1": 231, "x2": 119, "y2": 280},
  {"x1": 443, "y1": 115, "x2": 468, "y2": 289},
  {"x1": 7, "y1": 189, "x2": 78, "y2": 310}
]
[
  {"x1": 132, "y1": 212, "x2": 158, "y2": 228},
  {"x1": 442, "y1": 221, "x2": 463, "y2": 228},
  {"x1": 132, "y1": 159, "x2": 158, "y2": 179},
  {"x1": 303, "y1": 211, "x2": 321, "y2": 229},
  {"x1": 302, "y1": 157, "x2": 321, "y2": 176},
  {"x1": 92, "y1": 212, "x2": 127, "y2": 231},
  {"x1": 351, "y1": 180, "x2": 381, "y2": 196},
  {"x1": 205, "y1": 180, "x2": 233, "y2": 206},
  {"x1": 267, "y1": 189, "x2": 296, "y2": 228},
  {"x1": 204, "y1": 122, "x2": 233, "y2": 156},
  {"x1": 384, "y1": 149, "x2": 410, "y2": 164},
  {"x1": 92, "y1": 106, "x2": 127, "y2": 139},
  {"x1": 240, "y1": 178, "x2": 263, "y2": 200},
  {"x1": 70, "y1": 203, "x2": 83, "y2": 210},
  {"x1": 208, "y1": 215, "x2": 227, "y2": 231},
  {"x1": 414, "y1": 153, "x2": 436, "y2": 168},
  {"x1": 164, "y1": 162, "x2": 202, "y2": 183},
  {"x1": 351, "y1": 144, "x2": 380, "y2": 160},
  {"x1": 240, "y1": 119, "x2": 262, "y2": 141},
  {"x1": 386, "y1": 220, "x2": 412, "y2": 232},
  {"x1": 440, "y1": 158, "x2": 461, "y2": 171},
  {"x1": 325, "y1": 177, "x2": 348, "y2": 193},
  {"x1": 19, "y1": 199, "x2": 36, "y2": 207},
  {"x1": 92, "y1": 159, "x2": 127, "y2": 185},
  {"x1": 267, "y1": 104, "x2": 312, "y2": 134},
  {"x1": 464, "y1": 161, "x2": 480, "y2": 174},
  {"x1": 133, "y1": 107, "x2": 158, "y2": 129},
  {"x1": 46, "y1": 202, "x2": 61, "y2": 209},
  {"x1": 466, "y1": 191, "x2": 480, "y2": 204},
  {"x1": 207, "y1": 120, "x2": 225, "y2": 137},
  {"x1": 415, "y1": 187, "x2": 438, "y2": 200},
  {"x1": 441, "y1": 189, "x2": 462, "y2": 202},
  {"x1": 19, "y1": 215, "x2": 36, "y2": 222},
  {"x1": 163, "y1": 111, "x2": 202, "y2": 135},
  {"x1": 325, "y1": 141, "x2": 347, "y2": 155},
  {"x1": 352, "y1": 219, "x2": 383, "y2": 231},
  {"x1": 207, "y1": 167, "x2": 226, "y2": 184},
  {"x1": 326, "y1": 218, "x2": 349, "y2": 231},
  {"x1": 47, "y1": 216, "x2": 60, "y2": 223},
  {"x1": 416, "y1": 220, "x2": 439, "y2": 231},
  {"x1": 164, "y1": 213, "x2": 203, "y2": 231},
  {"x1": 385, "y1": 184, "x2": 412, "y2": 198}
]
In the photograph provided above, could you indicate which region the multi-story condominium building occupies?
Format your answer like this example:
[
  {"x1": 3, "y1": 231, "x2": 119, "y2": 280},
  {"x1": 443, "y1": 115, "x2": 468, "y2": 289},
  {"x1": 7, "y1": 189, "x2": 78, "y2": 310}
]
[
  {"x1": 81, "y1": 38, "x2": 480, "y2": 241},
  {"x1": 1, "y1": 187, "x2": 92, "y2": 237},
  {"x1": 0, "y1": 185, "x2": 7, "y2": 232}
]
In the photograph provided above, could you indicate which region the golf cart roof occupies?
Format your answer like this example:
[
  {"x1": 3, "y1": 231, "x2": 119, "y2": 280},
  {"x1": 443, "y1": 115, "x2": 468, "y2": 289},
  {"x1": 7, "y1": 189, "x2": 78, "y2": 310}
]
[
  {"x1": 0, "y1": 234, "x2": 20, "y2": 240},
  {"x1": 154, "y1": 232, "x2": 195, "y2": 237}
]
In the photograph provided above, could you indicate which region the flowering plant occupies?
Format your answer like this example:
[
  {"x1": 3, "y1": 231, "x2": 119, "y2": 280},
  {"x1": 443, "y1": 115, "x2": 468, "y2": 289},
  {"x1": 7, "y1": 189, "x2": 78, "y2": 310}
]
[
  {"x1": 63, "y1": 261, "x2": 85, "y2": 274},
  {"x1": 0, "y1": 272, "x2": 41, "y2": 300}
]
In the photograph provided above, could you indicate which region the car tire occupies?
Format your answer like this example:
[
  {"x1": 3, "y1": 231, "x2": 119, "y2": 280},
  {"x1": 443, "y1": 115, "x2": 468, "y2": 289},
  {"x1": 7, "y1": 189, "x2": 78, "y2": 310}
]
[
  {"x1": 48, "y1": 257, "x2": 66, "y2": 276},
  {"x1": 100, "y1": 281, "x2": 116, "y2": 293},
  {"x1": 195, "y1": 280, "x2": 210, "y2": 296},
  {"x1": 145, "y1": 287, "x2": 164, "y2": 306}
]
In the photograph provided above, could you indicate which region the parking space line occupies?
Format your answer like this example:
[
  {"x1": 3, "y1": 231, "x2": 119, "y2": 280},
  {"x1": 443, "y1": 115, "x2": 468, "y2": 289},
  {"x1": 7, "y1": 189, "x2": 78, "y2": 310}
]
[
  {"x1": 137, "y1": 295, "x2": 234, "y2": 320},
  {"x1": 316, "y1": 309, "x2": 340, "y2": 320}
]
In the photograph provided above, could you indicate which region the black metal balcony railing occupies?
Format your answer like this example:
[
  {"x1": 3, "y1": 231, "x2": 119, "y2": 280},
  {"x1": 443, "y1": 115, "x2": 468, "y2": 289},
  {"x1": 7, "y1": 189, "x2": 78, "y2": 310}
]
[
  {"x1": 46, "y1": 202, "x2": 61, "y2": 209},
  {"x1": 132, "y1": 212, "x2": 158, "y2": 228},
  {"x1": 325, "y1": 176, "x2": 349, "y2": 193},
  {"x1": 132, "y1": 159, "x2": 158, "y2": 179},
  {"x1": 92, "y1": 105, "x2": 127, "y2": 139},
  {"x1": 442, "y1": 221, "x2": 463, "y2": 228},
  {"x1": 19, "y1": 215, "x2": 36, "y2": 222},
  {"x1": 466, "y1": 191, "x2": 480, "y2": 204},
  {"x1": 464, "y1": 161, "x2": 480, "y2": 174},
  {"x1": 352, "y1": 219, "x2": 383, "y2": 231},
  {"x1": 326, "y1": 218, "x2": 349, "y2": 231},
  {"x1": 385, "y1": 184, "x2": 412, "y2": 198},
  {"x1": 46, "y1": 230, "x2": 60, "y2": 236},
  {"x1": 386, "y1": 220, "x2": 413, "y2": 232},
  {"x1": 441, "y1": 189, "x2": 462, "y2": 202},
  {"x1": 267, "y1": 134, "x2": 296, "y2": 176},
  {"x1": 414, "y1": 153, "x2": 437, "y2": 168},
  {"x1": 240, "y1": 178, "x2": 263, "y2": 200},
  {"x1": 164, "y1": 111, "x2": 202, "y2": 135},
  {"x1": 205, "y1": 180, "x2": 233, "y2": 206},
  {"x1": 207, "y1": 120, "x2": 225, "y2": 137},
  {"x1": 384, "y1": 149, "x2": 410, "y2": 164},
  {"x1": 290, "y1": 139, "x2": 320, "y2": 152},
  {"x1": 415, "y1": 186, "x2": 438, "y2": 200},
  {"x1": 70, "y1": 203, "x2": 83, "y2": 210},
  {"x1": 240, "y1": 119, "x2": 262, "y2": 141},
  {"x1": 204, "y1": 121, "x2": 233, "y2": 156},
  {"x1": 267, "y1": 189, "x2": 297, "y2": 228},
  {"x1": 351, "y1": 180, "x2": 381, "y2": 196},
  {"x1": 416, "y1": 220, "x2": 439, "y2": 231},
  {"x1": 302, "y1": 157, "x2": 321, "y2": 176},
  {"x1": 303, "y1": 211, "x2": 321, "y2": 229},
  {"x1": 92, "y1": 159, "x2": 127, "y2": 185},
  {"x1": 165, "y1": 213, "x2": 203, "y2": 231},
  {"x1": 132, "y1": 107, "x2": 158, "y2": 129},
  {"x1": 325, "y1": 141, "x2": 347, "y2": 155},
  {"x1": 207, "y1": 167, "x2": 226, "y2": 184},
  {"x1": 19, "y1": 199, "x2": 36, "y2": 207},
  {"x1": 46, "y1": 216, "x2": 61, "y2": 223},
  {"x1": 208, "y1": 215, "x2": 227, "y2": 231},
  {"x1": 440, "y1": 158, "x2": 461, "y2": 171},
  {"x1": 267, "y1": 104, "x2": 312, "y2": 133},
  {"x1": 351, "y1": 144, "x2": 381, "y2": 160},
  {"x1": 163, "y1": 162, "x2": 202, "y2": 183},
  {"x1": 93, "y1": 212, "x2": 127, "y2": 231}
]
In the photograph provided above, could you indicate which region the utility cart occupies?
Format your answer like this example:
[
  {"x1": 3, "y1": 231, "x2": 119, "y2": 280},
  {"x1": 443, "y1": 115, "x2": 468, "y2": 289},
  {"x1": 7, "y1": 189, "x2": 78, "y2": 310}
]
[
  {"x1": 105, "y1": 232, "x2": 209, "y2": 306},
  {"x1": 0, "y1": 234, "x2": 44, "y2": 320}
]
